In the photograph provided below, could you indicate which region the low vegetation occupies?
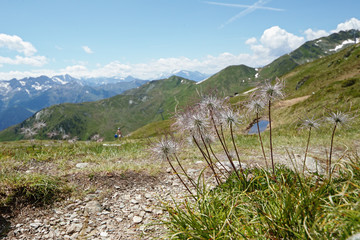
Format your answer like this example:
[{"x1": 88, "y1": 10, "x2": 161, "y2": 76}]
[
  {"x1": 156, "y1": 91, "x2": 359, "y2": 239},
  {"x1": 0, "y1": 39, "x2": 359, "y2": 238}
]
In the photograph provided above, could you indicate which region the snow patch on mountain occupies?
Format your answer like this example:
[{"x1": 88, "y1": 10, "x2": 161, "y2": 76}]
[
  {"x1": 0, "y1": 82, "x2": 11, "y2": 95},
  {"x1": 330, "y1": 38, "x2": 359, "y2": 52},
  {"x1": 52, "y1": 76, "x2": 69, "y2": 85}
]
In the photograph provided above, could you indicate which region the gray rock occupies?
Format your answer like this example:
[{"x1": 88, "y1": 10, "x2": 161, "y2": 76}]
[
  {"x1": 76, "y1": 162, "x2": 89, "y2": 169},
  {"x1": 85, "y1": 200, "x2": 103, "y2": 214},
  {"x1": 66, "y1": 223, "x2": 82, "y2": 235},
  {"x1": 216, "y1": 161, "x2": 247, "y2": 172},
  {"x1": 132, "y1": 216, "x2": 143, "y2": 224},
  {"x1": 30, "y1": 222, "x2": 42, "y2": 229}
]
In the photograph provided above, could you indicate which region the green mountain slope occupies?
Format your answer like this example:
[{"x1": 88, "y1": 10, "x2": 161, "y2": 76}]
[
  {"x1": 0, "y1": 76, "x2": 198, "y2": 141},
  {"x1": 1, "y1": 31, "x2": 359, "y2": 142},
  {"x1": 198, "y1": 65, "x2": 257, "y2": 96},
  {"x1": 258, "y1": 30, "x2": 360, "y2": 80},
  {"x1": 274, "y1": 43, "x2": 360, "y2": 127}
]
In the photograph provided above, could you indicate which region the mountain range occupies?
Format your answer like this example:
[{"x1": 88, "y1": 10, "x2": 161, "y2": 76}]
[
  {"x1": 0, "y1": 70, "x2": 212, "y2": 130},
  {"x1": 0, "y1": 75, "x2": 149, "y2": 130},
  {"x1": 0, "y1": 29, "x2": 359, "y2": 141}
]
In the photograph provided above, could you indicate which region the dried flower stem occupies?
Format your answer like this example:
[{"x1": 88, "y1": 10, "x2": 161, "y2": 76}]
[
  {"x1": 174, "y1": 154, "x2": 197, "y2": 189},
  {"x1": 256, "y1": 112, "x2": 268, "y2": 168},
  {"x1": 303, "y1": 127, "x2": 312, "y2": 174},
  {"x1": 210, "y1": 114, "x2": 241, "y2": 180},
  {"x1": 329, "y1": 124, "x2": 337, "y2": 177},
  {"x1": 208, "y1": 144, "x2": 231, "y2": 175},
  {"x1": 166, "y1": 155, "x2": 197, "y2": 200},
  {"x1": 193, "y1": 135, "x2": 221, "y2": 185},
  {"x1": 268, "y1": 99, "x2": 275, "y2": 176}
]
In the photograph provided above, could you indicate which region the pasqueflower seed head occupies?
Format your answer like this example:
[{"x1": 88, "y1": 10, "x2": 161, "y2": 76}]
[
  {"x1": 246, "y1": 98, "x2": 266, "y2": 114},
  {"x1": 220, "y1": 108, "x2": 241, "y2": 128},
  {"x1": 260, "y1": 78, "x2": 285, "y2": 101},
  {"x1": 33, "y1": 121, "x2": 46, "y2": 129},
  {"x1": 301, "y1": 116, "x2": 320, "y2": 129},
  {"x1": 21, "y1": 127, "x2": 37, "y2": 138},
  {"x1": 200, "y1": 95, "x2": 223, "y2": 113},
  {"x1": 189, "y1": 111, "x2": 209, "y2": 133},
  {"x1": 152, "y1": 138, "x2": 178, "y2": 159},
  {"x1": 326, "y1": 111, "x2": 350, "y2": 128}
]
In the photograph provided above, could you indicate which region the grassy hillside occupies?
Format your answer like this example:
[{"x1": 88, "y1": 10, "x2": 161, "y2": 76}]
[
  {"x1": 0, "y1": 76, "x2": 198, "y2": 141},
  {"x1": 273, "y1": 43, "x2": 360, "y2": 129},
  {"x1": 198, "y1": 65, "x2": 257, "y2": 96},
  {"x1": 258, "y1": 30, "x2": 360, "y2": 81},
  {"x1": 1, "y1": 31, "x2": 359, "y2": 142}
]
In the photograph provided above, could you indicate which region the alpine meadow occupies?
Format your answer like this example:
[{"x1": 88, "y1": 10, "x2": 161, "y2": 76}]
[{"x1": 1, "y1": 24, "x2": 360, "y2": 240}]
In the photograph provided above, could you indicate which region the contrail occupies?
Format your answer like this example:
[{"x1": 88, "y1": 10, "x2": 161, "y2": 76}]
[
  {"x1": 205, "y1": 0, "x2": 284, "y2": 28},
  {"x1": 205, "y1": 1, "x2": 284, "y2": 11}
]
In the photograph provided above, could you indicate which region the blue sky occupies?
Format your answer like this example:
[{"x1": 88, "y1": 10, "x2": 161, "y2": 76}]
[{"x1": 0, "y1": 0, "x2": 360, "y2": 80}]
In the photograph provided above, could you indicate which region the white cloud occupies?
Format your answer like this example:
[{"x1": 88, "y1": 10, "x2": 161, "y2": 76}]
[
  {"x1": 0, "y1": 33, "x2": 47, "y2": 68},
  {"x1": 1, "y1": 18, "x2": 360, "y2": 81},
  {"x1": 82, "y1": 46, "x2": 93, "y2": 54},
  {"x1": 0, "y1": 33, "x2": 37, "y2": 56},
  {"x1": 332, "y1": 17, "x2": 360, "y2": 33},
  {"x1": 246, "y1": 26, "x2": 305, "y2": 60},
  {"x1": 304, "y1": 28, "x2": 329, "y2": 41},
  {"x1": 245, "y1": 37, "x2": 257, "y2": 45},
  {"x1": 0, "y1": 55, "x2": 47, "y2": 66}
]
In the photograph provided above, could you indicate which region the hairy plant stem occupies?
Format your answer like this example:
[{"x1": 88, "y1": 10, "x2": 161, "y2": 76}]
[
  {"x1": 210, "y1": 113, "x2": 241, "y2": 180},
  {"x1": 329, "y1": 124, "x2": 337, "y2": 178},
  {"x1": 268, "y1": 99, "x2": 275, "y2": 176},
  {"x1": 220, "y1": 125, "x2": 230, "y2": 154},
  {"x1": 303, "y1": 127, "x2": 312, "y2": 174},
  {"x1": 166, "y1": 155, "x2": 197, "y2": 201},
  {"x1": 199, "y1": 132, "x2": 222, "y2": 185},
  {"x1": 209, "y1": 144, "x2": 231, "y2": 175},
  {"x1": 256, "y1": 112, "x2": 268, "y2": 169},
  {"x1": 174, "y1": 154, "x2": 197, "y2": 189},
  {"x1": 192, "y1": 135, "x2": 221, "y2": 185},
  {"x1": 230, "y1": 122, "x2": 246, "y2": 180}
]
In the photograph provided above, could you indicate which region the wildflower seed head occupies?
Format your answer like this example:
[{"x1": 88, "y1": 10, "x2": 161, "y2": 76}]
[
  {"x1": 152, "y1": 137, "x2": 178, "y2": 159},
  {"x1": 301, "y1": 116, "x2": 320, "y2": 129},
  {"x1": 20, "y1": 127, "x2": 37, "y2": 138},
  {"x1": 174, "y1": 111, "x2": 189, "y2": 129},
  {"x1": 326, "y1": 111, "x2": 350, "y2": 127},
  {"x1": 246, "y1": 98, "x2": 266, "y2": 114},
  {"x1": 200, "y1": 95, "x2": 223, "y2": 113},
  {"x1": 189, "y1": 111, "x2": 209, "y2": 134},
  {"x1": 190, "y1": 130, "x2": 215, "y2": 146},
  {"x1": 260, "y1": 78, "x2": 285, "y2": 101},
  {"x1": 220, "y1": 108, "x2": 241, "y2": 128},
  {"x1": 47, "y1": 131, "x2": 58, "y2": 138},
  {"x1": 33, "y1": 121, "x2": 46, "y2": 130},
  {"x1": 62, "y1": 134, "x2": 70, "y2": 140}
]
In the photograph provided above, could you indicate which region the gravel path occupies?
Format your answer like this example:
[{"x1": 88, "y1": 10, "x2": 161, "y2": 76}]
[{"x1": 2, "y1": 170, "x2": 193, "y2": 240}]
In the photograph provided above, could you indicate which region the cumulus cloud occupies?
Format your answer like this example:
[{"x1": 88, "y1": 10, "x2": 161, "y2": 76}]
[
  {"x1": 0, "y1": 33, "x2": 47, "y2": 68},
  {"x1": 0, "y1": 33, "x2": 37, "y2": 56},
  {"x1": 245, "y1": 37, "x2": 257, "y2": 45},
  {"x1": 246, "y1": 26, "x2": 305, "y2": 60},
  {"x1": 82, "y1": 46, "x2": 93, "y2": 54},
  {"x1": 1, "y1": 18, "x2": 360, "y2": 81},
  {"x1": 304, "y1": 28, "x2": 329, "y2": 41},
  {"x1": 332, "y1": 17, "x2": 360, "y2": 32},
  {"x1": 0, "y1": 55, "x2": 47, "y2": 66},
  {"x1": 305, "y1": 18, "x2": 360, "y2": 40}
]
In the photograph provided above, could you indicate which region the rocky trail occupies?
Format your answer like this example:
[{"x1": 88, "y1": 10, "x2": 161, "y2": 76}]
[{"x1": 2, "y1": 170, "x2": 194, "y2": 240}]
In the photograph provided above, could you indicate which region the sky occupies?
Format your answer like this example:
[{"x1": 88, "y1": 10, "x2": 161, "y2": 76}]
[{"x1": 0, "y1": 0, "x2": 360, "y2": 81}]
